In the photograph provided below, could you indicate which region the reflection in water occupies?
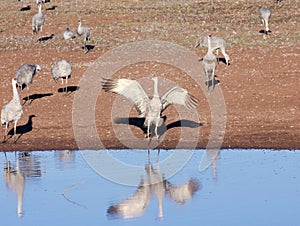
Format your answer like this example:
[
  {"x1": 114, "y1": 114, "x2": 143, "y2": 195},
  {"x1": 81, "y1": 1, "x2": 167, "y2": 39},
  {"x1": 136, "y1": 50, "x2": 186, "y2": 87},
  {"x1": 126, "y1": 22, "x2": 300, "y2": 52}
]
[
  {"x1": 55, "y1": 150, "x2": 76, "y2": 170},
  {"x1": 3, "y1": 153, "x2": 25, "y2": 218},
  {"x1": 107, "y1": 156, "x2": 201, "y2": 220},
  {"x1": 3, "y1": 151, "x2": 44, "y2": 218},
  {"x1": 18, "y1": 152, "x2": 43, "y2": 178},
  {"x1": 199, "y1": 149, "x2": 220, "y2": 179}
]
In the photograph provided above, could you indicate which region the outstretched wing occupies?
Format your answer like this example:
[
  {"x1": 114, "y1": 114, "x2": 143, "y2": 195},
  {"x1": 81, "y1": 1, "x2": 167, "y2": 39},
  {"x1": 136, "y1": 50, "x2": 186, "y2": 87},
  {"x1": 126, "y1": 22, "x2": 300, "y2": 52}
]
[
  {"x1": 107, "y1": 180, "x2": 151, "y2": 219},
  {"x1": 165, "y1": 178, "x2": 201, "y2": 204},
  {"x1": 101, "y1": 78, "x2": 149, "y2": 117},
  {"x1": 161, "y1": 86, "x2": 198, "y2": 113}
]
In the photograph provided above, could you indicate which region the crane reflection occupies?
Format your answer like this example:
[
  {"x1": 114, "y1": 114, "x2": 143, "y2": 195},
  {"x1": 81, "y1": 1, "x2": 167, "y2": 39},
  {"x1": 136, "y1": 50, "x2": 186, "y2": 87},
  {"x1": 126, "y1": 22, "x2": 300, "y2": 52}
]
[
  {"x1": 107, "y1": 155, "x2": 201, "y2": 220},
  {"x1": 3, "y1": 151, "x2": 43, "y2": 217},
  {"x1": 3, "y1": 152, "x2": 25, "y2": 218}
]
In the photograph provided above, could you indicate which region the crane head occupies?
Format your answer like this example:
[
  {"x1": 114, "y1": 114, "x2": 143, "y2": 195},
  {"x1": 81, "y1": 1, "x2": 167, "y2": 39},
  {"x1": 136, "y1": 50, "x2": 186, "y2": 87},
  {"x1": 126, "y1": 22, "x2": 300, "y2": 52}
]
[
  {"x1": 12, "y1": 77, "x2": 18, "y2": 85},
  {"x1": 35, "y1": 64, "x2": 42, "y2": 72}
]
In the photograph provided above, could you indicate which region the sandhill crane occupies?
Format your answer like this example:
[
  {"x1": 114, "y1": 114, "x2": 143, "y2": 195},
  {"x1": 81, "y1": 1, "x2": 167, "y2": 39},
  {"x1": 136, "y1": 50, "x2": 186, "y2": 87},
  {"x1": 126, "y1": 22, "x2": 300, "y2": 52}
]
[
  {"x1": 196, "y1": 35, "x2": 230, "y2": 65},
  {"x1": 259, "y1": 7, "x2": 271, "y2": 35},
  {"x1": 32, "y1": 2, "x2": 45, "y2": 34},
  {"x1": 14, "y1": 64, "x2": 42, "y2": 103},
  {"x1": 51, "y1": 59, "x2": 72, "y2": 94},
  {"x1": 77, "y1": 19, "x2": 90, "y2": 52},
  {"x1": 202, "y1": 35, "x2": 218, "y2": 90},
  {"x1": 107, "y1": 159, "x2": 200, "y2": 219},
  {"x1": 3, "y1": 154, "x2": 25, "y2": 218},
  {"x1": 1, "y1": 78, "x2": 23, "y2": 143},
  {"x1": 62, "y1": 28, "x2": 76, "y2": 40},
  {"x1": 101, "y1": 77, "x2": 198, "y2": 144}
]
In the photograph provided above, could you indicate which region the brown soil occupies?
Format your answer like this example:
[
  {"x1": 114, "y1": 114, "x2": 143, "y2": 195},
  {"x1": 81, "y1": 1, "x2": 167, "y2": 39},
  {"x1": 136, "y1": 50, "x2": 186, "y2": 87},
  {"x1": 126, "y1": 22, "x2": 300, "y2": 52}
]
[{"x1": 0, "y1": 0, "x2": 299, "y2": 151}]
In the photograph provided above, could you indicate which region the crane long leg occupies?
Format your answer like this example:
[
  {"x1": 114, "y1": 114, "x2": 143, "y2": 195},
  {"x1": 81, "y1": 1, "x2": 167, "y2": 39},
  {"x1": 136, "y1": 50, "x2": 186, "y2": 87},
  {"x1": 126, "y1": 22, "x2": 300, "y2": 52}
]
[
  {"x1": 147, "y1": 122, "x2": 150, "y2": 149},
  {"x1": 212, "y1": 70, "x2": 215, "y2": 89},
  {"x1": 66, "y1": 77, "x2": 68, "y2": 94},
  {"x1": 61, "y1": 78, "x2": 65, "y2": 94},
  {"x1": 156, "y1": 149, "x2": 160, "y2": 163},
  {"x1": 3, "y1": 122, "x2": 8, "y2": 143},
  {"x1": 13, "y1": 120, "x2": 17, "y2": 143},
  {"x1": 27, "y1": 86, "x2": 29, "y2": 102},
  {"x1": 155, "y1": 119, "x2": 160, "y2": 144}
]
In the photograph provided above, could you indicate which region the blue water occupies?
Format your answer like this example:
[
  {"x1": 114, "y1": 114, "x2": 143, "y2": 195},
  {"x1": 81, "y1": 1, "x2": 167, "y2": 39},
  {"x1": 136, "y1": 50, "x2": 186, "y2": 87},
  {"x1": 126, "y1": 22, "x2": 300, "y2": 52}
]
[{"x1": 1, "y1": 149, "x2": 299, "y2": 226}]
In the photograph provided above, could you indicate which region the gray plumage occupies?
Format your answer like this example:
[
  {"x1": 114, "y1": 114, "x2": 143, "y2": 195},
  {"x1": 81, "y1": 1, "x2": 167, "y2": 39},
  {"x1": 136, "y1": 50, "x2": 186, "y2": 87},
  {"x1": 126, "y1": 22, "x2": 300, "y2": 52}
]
[
  {"x1": 101, "y1": 77, "x2": 198, "y2": 142},
  {"x1": 32, "y1": 2, "x2": 45, "y2": 34},
  {"x1": 259, "y1": 7, "x2": 271, "y2": 35},
  {"x1": 1, "y1": 78, "x2": 23, "y2": 143},
  {"x1": 62, "y1": 28, "x2": 76, "y2": 40},
  {"x1": 196, "y1": 36, "x2": 230, "y2": 65},
  {"x1": 14, "y1": 64, "x2": 42, "y2": 102},
  {"x1": 14, "y1": 64, "x2": 41, "y2": 88},
  {"x1": 51, "y1": 60, "x2": 72, "y2": 94},
  {"x1": 202, "y1": 35, "x2": 218, "y2": 90},
  {"x1": 77, "y1": 19, "x2": 90, "y2": 51}
]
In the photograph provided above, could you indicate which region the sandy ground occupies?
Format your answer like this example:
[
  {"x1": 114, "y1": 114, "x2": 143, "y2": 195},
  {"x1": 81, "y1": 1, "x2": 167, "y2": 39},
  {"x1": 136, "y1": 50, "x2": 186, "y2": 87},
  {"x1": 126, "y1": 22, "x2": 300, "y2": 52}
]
[{"x1": 0, "y1": 0, "x2": 299, "y2": 151}]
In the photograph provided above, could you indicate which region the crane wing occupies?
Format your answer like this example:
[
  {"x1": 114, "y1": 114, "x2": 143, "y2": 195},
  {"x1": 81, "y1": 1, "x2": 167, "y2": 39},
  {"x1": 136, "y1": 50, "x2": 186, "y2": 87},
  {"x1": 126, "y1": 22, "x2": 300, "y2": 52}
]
[
  {"x1": 161, "y1": 86, "x2": 198, "y2": 113},
  {"x1": 107, "y1": 180, "x2": 151, "y2": 219},
  {"x1": 101, "y1": 78, "x2": 149, "y2": 117},
  {"x1": 165, "y1": 178, "x2": 200, "y2": 204}
]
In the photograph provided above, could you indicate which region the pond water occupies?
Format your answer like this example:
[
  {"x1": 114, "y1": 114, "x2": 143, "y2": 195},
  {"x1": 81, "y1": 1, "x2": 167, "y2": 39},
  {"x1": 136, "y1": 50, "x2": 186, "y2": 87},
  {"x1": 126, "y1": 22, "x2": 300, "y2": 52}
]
[{"x1": 1, "y1": 149, "x2": 299, "y2": 226}]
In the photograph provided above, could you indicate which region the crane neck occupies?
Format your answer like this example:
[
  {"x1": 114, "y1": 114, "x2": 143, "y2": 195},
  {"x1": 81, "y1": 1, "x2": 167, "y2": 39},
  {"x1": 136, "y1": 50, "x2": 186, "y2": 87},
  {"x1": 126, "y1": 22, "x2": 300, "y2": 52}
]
[
  {"x1": 38, "y1": 4, "x2": 42, "y2": 14},
  {"x1": 153, "y1": 78, "x2": 159, "y2": 98},
  {"x1": 12, "y1": 80, "x2": 20, "y2": 102},
  {"x1": 207, "y1": 36, "x2": 213, "y2": 54}
]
